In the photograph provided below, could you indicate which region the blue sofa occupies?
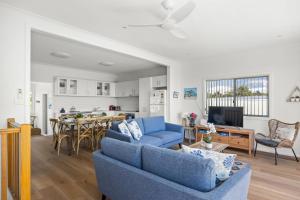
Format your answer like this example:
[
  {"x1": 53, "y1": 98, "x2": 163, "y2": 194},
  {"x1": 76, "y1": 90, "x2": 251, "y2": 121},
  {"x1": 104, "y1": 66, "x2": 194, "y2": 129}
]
[
  {"x1": 107, "y1": 116, "x2": 184, "y2": 148},
  {"x1": 93, "y1": 138, "x2": 252, "y2": 200}
]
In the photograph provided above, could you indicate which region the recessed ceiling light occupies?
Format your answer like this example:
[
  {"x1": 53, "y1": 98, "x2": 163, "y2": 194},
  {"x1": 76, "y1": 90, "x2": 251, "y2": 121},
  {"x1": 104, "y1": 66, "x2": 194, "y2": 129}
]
[
  {"x1": 50, "y1": 51, "x2": 71, "y2": 59},
  {"x1": 99, "y1": 61, "x2": 115, "y2": 66}
]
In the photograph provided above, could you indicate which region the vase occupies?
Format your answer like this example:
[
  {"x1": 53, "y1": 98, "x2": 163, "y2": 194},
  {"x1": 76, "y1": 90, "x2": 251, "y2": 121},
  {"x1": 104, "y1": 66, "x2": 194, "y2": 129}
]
[
  {"x1": 206, "y1": 143, "x2": 213, "y2": 149},
  {"x1": 189, "y1": 119, "x2": 195, "y2": 127}
]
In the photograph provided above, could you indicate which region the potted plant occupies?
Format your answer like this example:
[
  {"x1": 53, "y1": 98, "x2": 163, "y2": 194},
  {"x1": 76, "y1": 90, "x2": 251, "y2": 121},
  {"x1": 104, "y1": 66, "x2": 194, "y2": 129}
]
[
  {"x1": 203, "y1": 134, "x2": 213, "y2": 149},
  {"x1": 187, "y1": 112, "x2": 197, "y2": 127},
  {"x1": 203, "y1": 123, "x2": 216, "y2": 149}
]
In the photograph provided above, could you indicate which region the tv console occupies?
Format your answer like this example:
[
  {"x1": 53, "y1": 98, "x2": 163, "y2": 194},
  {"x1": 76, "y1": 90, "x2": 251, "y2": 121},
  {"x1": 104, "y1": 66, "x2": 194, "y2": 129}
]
[{"x1": 194, "y1": 125, "x2": 255, "y2": 156}]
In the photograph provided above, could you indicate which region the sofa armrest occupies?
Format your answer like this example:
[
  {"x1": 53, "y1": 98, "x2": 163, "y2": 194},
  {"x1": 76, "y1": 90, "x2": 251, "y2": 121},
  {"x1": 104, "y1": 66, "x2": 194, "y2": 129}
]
[
  {"x1": 208, "y1": 164, "x2": 252, "y2": 200},
  {"x1": 165, "y1": 123, "x2": 184, "y2": 135},
  {"x1": 106, "y1": 129, "x2": 133, "y2": 143}
]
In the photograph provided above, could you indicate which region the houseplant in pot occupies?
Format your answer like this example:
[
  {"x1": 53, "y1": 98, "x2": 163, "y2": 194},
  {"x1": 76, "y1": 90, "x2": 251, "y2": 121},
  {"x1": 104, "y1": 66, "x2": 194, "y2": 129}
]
[{"x1": 203, "y1": 123, "x2": 216, "y2": 149}]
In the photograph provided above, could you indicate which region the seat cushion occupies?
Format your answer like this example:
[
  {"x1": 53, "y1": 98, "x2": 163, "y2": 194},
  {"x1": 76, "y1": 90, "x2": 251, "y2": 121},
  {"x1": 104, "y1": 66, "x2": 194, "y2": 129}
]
[
  {"x1": 148, "y1": 131, "x2": 182, "y2": 144},
  {"x1": 101, "y1": 137, "x2": 142, "y2": 168},
  {"x1": 255, "y1": 134, "x2": 279, "y2": 147},
  {"x1": 142, "y1": 116, "x2": 166, "y2": 134},
  {"x1": 133, "y1": 135, "x2": 163, "y2": 147},
  {"x1": 142, "y1": 145, "x2": 216, "y2": 192}
]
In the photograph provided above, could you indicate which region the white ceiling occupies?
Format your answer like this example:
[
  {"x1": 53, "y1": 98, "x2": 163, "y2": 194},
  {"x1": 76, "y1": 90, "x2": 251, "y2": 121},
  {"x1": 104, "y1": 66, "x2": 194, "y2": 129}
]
[
  {"x1": 3, "y1": 0, "x2": 300, "y2": 61},
  {"x1": 31, "y1": 31, "x2": 164, "y2": 73}
]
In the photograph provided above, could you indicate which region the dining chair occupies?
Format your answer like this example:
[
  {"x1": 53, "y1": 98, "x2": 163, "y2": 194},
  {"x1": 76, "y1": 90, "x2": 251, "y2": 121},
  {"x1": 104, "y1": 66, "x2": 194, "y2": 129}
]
[
  {"x1": 254, "y1": 119, "x2": 300, "y2": 165},
  {"x1": 94, "y1": 116, "x2": 112, "y2": 149},
  {"x1": 56, "y1": 121, "x2": 71, "y2": 156},
  {"x1": 50, "y1": 118, "x2": 59, "y2": 149},
  {"x1": 75, "y1": 118, "x2": 94, "y2": 155}
]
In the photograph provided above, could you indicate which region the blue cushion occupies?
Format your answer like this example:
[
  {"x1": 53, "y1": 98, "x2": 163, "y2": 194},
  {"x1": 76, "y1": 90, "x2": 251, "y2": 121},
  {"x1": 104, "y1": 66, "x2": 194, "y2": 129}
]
[
  {"x1": 134, "y1": 118, "x2": 144, "y2": 134},
  {"x1": 148, "y1": 131, "x2": 182, "y2": 144},
  {"x1": 101, "y1": 138, "x2": 142, "y2": 168},
  {"x1": 111, "y1": 121, "x2": 121, "y2": 132},
  {"x1": 142, "y1": 116, "x2": 166, "y2": 134},
  {"x1": 142, "y1": 145, "x2": 216, "y2": 192},
  {"x1": 133, "y1": 135, "x2": 163, "y2": 146}
]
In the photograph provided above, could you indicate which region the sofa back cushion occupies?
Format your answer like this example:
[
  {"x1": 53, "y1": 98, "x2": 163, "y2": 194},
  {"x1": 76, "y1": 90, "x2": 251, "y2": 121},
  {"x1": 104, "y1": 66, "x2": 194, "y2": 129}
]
[
  {"x1": 101, "y1": 138, "x2": 142, "y2": 168},
  {"x1": 142, "y1": 145, "x2": 216, "y2": 192},
  {"x1": 111, "y1": 121, "x2": 121, "y2": 132},
  {"x1": 142, "y1": 116, "x2": 166, "y2": 134}
]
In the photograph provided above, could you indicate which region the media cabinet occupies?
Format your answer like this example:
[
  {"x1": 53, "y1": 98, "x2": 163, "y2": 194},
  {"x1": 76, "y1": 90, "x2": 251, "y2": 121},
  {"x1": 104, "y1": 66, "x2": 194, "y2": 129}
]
[{"x1": 195, "y1": 125, "x2": 255, "y2": 156}]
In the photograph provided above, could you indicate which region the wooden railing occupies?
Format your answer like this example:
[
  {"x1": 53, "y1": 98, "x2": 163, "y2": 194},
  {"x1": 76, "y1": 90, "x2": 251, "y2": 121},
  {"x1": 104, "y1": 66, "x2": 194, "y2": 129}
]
[{"x1": 1, "y1": 118, "x2": 31, "y2": 200}]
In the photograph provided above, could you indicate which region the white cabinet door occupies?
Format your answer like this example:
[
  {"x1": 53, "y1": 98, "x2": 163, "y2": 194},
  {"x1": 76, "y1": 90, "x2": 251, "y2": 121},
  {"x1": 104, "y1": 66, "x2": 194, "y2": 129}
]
[
  {"x1": 116, "y1": 80, "x2": 138, "y2": 97},
  {"x1": 139, "y1": 77, "x2": 151, "y2": 117},
  {"x1": 109, "y1": 82, "x2": 116, "y2": 97},
  {"x1": 68, "y1": 79, "x2": 78, "y2": 95},
  {"x1": 87, "y1": 80, "x2": 96, "y2": 96},
  {"x1": 152, "y1": 75, "x2": 167, "y2": 88},
  {"x1": 77, "y1": 79, "x2": 88, "y2": 96}
]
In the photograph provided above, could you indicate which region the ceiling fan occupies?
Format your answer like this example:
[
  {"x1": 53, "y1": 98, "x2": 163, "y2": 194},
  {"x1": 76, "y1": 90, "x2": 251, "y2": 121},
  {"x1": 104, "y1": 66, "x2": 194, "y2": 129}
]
[{"x1": 126, "y1": 0, "x2": 196, "y2": 39}]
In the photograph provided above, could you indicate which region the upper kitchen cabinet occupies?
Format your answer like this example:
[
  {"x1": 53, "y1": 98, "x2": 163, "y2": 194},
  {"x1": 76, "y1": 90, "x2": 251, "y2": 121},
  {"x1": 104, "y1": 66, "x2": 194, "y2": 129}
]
[
  {"x1": 116, "y1": 80, "x2": 139, "y2": 97},
  {"x1": 55, "y1": 77, "x2": 78, "y2": 96},
  {"x1": 55, "y1": 77, "x2": 115, "y2": 97},
  {"x1": 152, "y1": 75, "x2": 167, "y2": 88},
  {"x1": 78, "y1": 79, "x2": 96, "y2": 96},
  {"x1": 97, "y1": 82, "x2": 116, "y2": 97}
]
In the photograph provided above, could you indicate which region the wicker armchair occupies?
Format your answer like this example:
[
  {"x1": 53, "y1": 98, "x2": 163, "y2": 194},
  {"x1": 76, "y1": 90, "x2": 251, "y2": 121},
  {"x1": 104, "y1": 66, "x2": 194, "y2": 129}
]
[{"x1": 254, "y1": 119, "x2": 300, "y2": 165}]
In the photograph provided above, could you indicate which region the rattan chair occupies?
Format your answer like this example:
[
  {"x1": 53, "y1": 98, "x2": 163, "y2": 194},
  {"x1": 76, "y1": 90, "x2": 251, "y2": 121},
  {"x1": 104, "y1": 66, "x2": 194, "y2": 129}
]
[{"x1": 254, "y1": 119, "x2": 300, "y2": 165}]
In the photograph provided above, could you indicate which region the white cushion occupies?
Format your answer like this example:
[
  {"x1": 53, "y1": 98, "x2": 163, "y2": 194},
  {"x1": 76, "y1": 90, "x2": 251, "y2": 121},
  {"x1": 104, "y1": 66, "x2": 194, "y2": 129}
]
[
  {"x1": 127, "y1": 120, "x2": 143, "y2": 141},
  {"x1": 182, "y1": 145, "x2": 236, "y2": 181},
  {"x1": 276, "y1": 127, "x2": 295, "y2": 141},
  {"x1": 118, "y1": 120, "x2": 132, "y2": 138}
]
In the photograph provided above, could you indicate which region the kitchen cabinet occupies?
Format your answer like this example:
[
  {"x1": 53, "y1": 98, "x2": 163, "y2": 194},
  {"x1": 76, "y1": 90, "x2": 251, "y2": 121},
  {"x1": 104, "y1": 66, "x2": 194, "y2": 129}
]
[
  {"x1": 54, "y1": 77, "x2": 115, "y2": 97},
  {"x1": 116, "y1": 80, "x2": 139, "y2": 97},
  {"x1": 96, "y1": 82, "x2": 115, "y2": 97},
  {"x1": 152, "y1": 75, "x2": 167, "y2": 88},
  {"x1": 55, "y1": 77, "x2": 78, "y2": 96},
  {"x1": 139, "y1": 77, "x2": 151, "y2": 117}
]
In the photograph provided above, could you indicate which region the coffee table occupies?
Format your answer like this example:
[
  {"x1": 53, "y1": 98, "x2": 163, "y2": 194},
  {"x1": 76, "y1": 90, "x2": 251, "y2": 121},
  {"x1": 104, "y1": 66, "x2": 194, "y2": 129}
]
[{"x1": 189, "y1": 141, "x2": 229, "y2": 152}]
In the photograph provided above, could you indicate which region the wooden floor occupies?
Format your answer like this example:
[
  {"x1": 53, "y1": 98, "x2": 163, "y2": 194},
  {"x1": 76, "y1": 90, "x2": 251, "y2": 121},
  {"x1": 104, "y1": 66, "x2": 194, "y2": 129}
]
[{"x1": 31, "y1": 136, "x2": 300, "y2": 200}]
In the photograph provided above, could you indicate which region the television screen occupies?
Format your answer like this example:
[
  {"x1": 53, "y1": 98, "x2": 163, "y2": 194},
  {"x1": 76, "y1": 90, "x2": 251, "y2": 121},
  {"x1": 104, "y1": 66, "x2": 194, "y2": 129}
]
[{"x1": 208, "y1": 106, "x2": 244, "y2": 127}]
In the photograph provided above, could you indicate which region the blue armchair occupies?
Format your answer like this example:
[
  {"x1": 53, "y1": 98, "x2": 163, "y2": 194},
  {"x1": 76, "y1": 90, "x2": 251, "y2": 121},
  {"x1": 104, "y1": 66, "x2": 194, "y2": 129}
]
[{"x1": 107, "y1": 116, "x2": 184, "y2": 148}]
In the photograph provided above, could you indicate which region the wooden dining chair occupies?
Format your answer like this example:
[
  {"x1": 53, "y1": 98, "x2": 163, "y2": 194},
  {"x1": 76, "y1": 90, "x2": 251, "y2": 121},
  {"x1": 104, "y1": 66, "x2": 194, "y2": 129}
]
[
  {"x1": 93, "y1": 116, "x2": 112, "y2": 149},
  {"x1": 75, "y1": 118, "x2": 94, "y2": 155},
  {"x1": 56, "y1": 121, "x2": 71, "y2": 156},
  {"x1": 50, "y1": 118, "x2": 59, "y2": 148}
]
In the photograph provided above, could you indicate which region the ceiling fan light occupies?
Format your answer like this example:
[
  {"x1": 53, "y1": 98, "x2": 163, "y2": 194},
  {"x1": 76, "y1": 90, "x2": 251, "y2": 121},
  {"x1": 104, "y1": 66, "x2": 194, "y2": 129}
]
[
  {"x1": 50, "y1": 51, "x2": 71, "y2": 59},
  {"x1": 99, "y1": 61, "x2": 115, "y2": 66}
]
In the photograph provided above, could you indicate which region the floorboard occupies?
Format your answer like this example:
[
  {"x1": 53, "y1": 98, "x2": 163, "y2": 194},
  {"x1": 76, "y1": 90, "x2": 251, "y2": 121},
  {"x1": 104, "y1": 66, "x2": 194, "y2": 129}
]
[{"x1": 31, "y1": 136, "x2": 300, "y2": 200}]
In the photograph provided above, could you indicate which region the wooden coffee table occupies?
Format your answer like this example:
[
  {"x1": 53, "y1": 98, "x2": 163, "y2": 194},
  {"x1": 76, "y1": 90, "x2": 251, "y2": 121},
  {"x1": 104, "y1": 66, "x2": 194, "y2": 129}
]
[{"x1": 189, "y1": 141, "x2": 229, "y2": 152}]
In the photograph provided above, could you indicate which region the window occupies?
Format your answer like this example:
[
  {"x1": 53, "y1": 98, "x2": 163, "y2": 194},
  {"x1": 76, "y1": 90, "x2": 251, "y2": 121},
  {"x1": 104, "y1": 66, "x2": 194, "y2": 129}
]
[{"x1": 206, "y1": 76, "x2": 269, "y2": 117}]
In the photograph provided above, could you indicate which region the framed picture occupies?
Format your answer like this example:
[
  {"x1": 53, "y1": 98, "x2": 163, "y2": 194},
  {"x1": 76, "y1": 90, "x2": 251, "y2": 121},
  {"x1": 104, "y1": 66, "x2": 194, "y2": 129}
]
[
  {"x1": 184, "y1": 88, "x2": 197, "y2": 100},
  {"x1": 173, "y1": 91, "x2": 179, "y2": 99}
]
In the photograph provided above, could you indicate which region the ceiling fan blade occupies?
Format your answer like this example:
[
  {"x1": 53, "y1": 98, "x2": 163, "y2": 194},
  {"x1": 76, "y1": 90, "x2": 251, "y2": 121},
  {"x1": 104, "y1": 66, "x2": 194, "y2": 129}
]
[
  {"x1": 169, "y1": 27, "x2": 187, "y2": 39},
  {"x1": 167, "y1": 0, "x2": 196, "y2": 23}
]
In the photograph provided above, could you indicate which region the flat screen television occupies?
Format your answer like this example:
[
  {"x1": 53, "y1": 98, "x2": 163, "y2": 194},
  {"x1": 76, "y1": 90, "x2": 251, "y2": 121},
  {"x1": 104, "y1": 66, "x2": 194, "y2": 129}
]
[{"x1": 208, "y1": 106, "x2": 244, "y2": 127}]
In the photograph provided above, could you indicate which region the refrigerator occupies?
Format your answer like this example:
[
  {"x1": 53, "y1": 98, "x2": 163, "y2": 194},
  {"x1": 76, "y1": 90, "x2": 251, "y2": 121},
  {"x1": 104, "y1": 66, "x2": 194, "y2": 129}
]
[{"x1": 150, "y1": 90, "x2": 167, "y2": 116}]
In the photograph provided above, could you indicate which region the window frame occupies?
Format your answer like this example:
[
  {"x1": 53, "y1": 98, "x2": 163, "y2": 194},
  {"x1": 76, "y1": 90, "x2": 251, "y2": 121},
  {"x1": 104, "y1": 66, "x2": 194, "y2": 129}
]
[{"x1": 205, "y1": 75, "x2": 270, "y2": 117}]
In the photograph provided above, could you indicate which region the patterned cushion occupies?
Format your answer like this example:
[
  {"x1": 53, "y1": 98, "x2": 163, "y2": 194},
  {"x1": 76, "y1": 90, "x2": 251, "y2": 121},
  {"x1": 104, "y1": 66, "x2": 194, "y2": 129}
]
[
  {"x1": 182, "y1": 145, "x2": 236, "y2": 181},
  {"x1": 127, "y1": 120, "x2": 143, "y2": 141},
  {"x1": 118, "y1": 120, "x2": 132, "y2": 138}
]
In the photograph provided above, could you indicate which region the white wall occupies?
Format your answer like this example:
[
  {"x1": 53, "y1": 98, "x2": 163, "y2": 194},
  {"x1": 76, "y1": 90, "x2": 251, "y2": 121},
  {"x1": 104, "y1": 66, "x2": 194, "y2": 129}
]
[
  {"x1": 0, "y1": 3, "x2": 181, "y2": 127},
  {"x1": 180, "y1": 44, "x2": 300, "y2": 156},
  {"x1": 116, "y1": 67, "x2": 167, "y2": 82}
]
